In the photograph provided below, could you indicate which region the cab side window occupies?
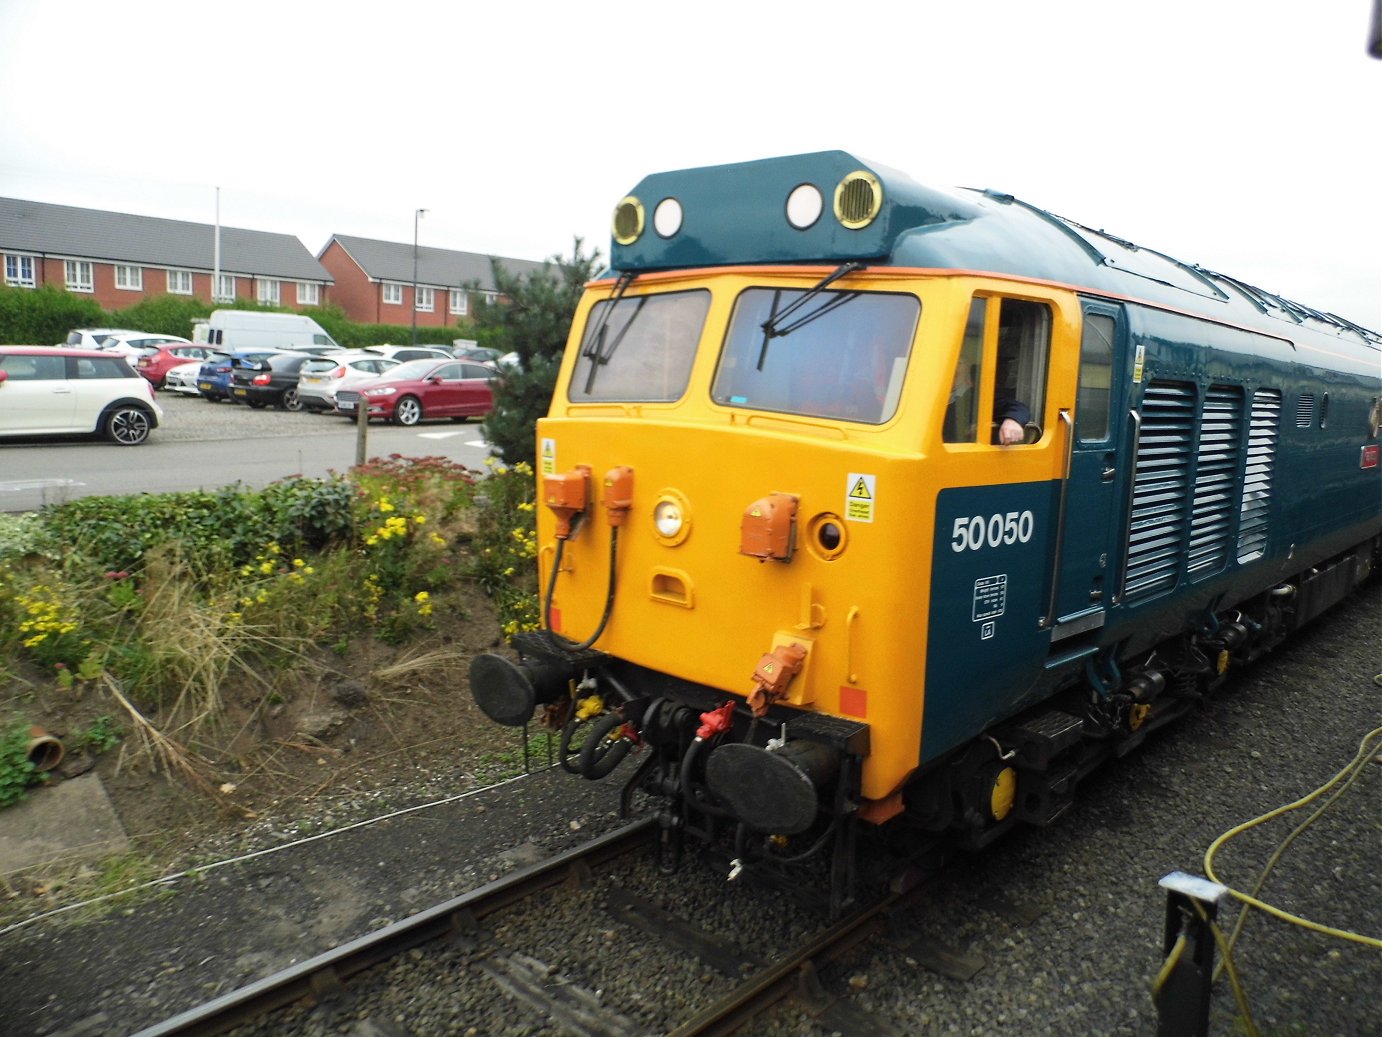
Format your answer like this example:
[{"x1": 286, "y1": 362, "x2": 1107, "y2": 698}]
[
  {"x1": 995, "y1": 299, "x2": 1050, "y2": 439},
  {"x1": 943, "y1": 298, "x2": 987, "y2": 442},
  {"x1": 944, "y1": 296, "x2": 1052, "y2": 444}
]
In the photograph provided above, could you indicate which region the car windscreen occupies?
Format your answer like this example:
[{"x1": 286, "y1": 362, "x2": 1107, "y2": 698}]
[
  {"x1": 711, "y1": 288, "x2": 918, "y2": 424},
  {"x1": 568, "y1": 289, "x2": 709, "y2": 403}
]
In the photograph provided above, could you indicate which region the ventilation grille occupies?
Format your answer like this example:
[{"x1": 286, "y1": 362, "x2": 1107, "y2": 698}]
[
  {"x1": 1237, "y1": 389, "x2": 1281, "y2": 562},
  {"x1": 1295, "y1": 393, "x2": 1314, "y2": 428},
  {"x1": 1124, "y1": 382, "x2": 1196, "y2": 601},
  {"x1": 1187, "y1": 386, "x2": 1244, "y2": 579}
]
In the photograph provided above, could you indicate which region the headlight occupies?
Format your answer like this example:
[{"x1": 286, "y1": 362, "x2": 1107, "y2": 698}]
[
  {"x1": 652, "y1": 492, "x2": 692, "y2": 546},
  {"x1": 654, "y1": 500, "x2": 683, "y2": 537},
  {"x1": 366, "y1": 386, "x2": 398, "y2": 397}
]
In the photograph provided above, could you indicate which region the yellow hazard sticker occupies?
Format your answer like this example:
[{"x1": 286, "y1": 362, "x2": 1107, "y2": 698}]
[
  {"x1": 541, "y1": 437, "x2": 556, "y2": 475},
  {"x1": 846, "y1": 472, "x2": 875, "y2": 523}
]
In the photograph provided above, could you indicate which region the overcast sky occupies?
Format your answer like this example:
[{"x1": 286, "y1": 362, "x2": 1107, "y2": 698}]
[{"x1": 1, "y1": 1, "x2": 1378, "y2": 328}]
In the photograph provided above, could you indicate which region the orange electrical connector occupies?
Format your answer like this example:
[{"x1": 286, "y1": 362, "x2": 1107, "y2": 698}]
[
  {"x1": 602, "y1": 466, "x2": 634, "y2": 526},
  {"x1": 740, "y1": 492, "x2": 798, "y2": 561},
  {"x1": 746, "y1": 641, "x2": 808, "y2": 716},
  {"x1": 544, "y1": 465, "x2": 592, "y2": 539}
]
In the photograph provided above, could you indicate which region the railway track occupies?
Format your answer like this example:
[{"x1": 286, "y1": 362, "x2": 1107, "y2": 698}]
[
  {"x1": 129, "y1": 819, "x2": 657, "y2": 1037},
  {"x1": 127, "y1": 815, "x2": 948, "y2": 1037}
]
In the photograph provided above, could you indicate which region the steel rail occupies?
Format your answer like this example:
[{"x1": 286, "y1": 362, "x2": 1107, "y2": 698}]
[
  {"x1": 666, "y1": 880, "x2": 922, "y2": 1037},
  {"x1": 128, "y1": 816, "x2": 657, "y2": 1037}
]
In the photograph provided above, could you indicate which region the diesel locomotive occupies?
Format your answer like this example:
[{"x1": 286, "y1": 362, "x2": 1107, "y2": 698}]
[{"x1": 470, "y1": 151, "x2": 1381, "y2": 909}]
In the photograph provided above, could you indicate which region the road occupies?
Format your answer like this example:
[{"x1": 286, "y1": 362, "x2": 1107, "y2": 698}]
[{"x1": 0, "y1": 393, "x2": 498, "y2": 512}]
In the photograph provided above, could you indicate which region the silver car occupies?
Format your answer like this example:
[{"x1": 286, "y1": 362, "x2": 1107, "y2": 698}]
[{"x1": 297, "y1": 351, "x2": 401, "y2": 412}]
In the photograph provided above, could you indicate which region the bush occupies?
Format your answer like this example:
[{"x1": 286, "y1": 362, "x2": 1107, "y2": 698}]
[
  {"x1": 107, "y1": 295, "x2": 212, "y2": 339},
  {"x1": 0, "y1": 284, "x2": 105, "y2": 345},
  {"x1": 0, "y1": 458, "x2": 538, "y2": 716}
]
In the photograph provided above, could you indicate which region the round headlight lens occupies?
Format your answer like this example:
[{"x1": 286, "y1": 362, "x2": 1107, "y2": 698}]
[
  {"x1": 654, "y1": 499, "x2": 684, "y2": 538},
  {"x1": 653, "y1": 197, "x2": 683, "y2": 238},
  {"x1": 786, "y1": 183, "x2": 824, "y2": 229}
]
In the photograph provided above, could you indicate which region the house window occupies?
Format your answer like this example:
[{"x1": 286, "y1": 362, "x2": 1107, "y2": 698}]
[
  {"x1": 383, "y1": 283, "x2": 403, "y2": 305},
  {"x1": 257, "y1": 278, "x2": 280, "y2": 305},
  {"x1": 4, "y1": 254, "x2": 36, "y2": 287},
  {"x1": 65, "y1": 260, "x2": 94, "y2": 292},
  {"x1": 416, "y1": 286, "x2": 434, "y2": 312},
  {"x1": 167, "y1": 269, "x2": 193, "y2": 295},
  {"x1": 115, "y1": 265, "x2": 143, "y2": 290},
  {"x1": 297, "y1": 282, "x2": 320, "y2": 306},
  {"x1": 449, "y1": 289, "x2": 468, "y2": 316},
  {"x1": 214, "y1": 274, "x2": 236, "y2": 301}
]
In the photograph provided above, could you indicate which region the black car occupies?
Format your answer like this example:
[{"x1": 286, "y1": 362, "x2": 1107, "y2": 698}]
[{"x1": 229, "y1": 352, "x2": 313, "y2": 410}]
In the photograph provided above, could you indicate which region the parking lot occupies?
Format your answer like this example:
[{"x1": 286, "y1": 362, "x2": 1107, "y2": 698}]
[{"x1": 151, "y1": 391, "x2": 370, "y2": 443}]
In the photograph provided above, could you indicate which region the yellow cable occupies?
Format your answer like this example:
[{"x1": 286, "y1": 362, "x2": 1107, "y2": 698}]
[
  {"x1": 1150, "y1": 932, "x2": 1188, "y2": 999},
  {"x1": 1204, "y1": 725, "x2": 1382, "y2": 949},
  {"x1": 1194, "y1": 900, "x2": 1261, "y2": 1037}
]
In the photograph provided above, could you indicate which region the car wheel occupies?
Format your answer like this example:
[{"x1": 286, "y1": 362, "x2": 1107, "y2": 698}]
[
  {"x1": 282, "y1": 388, "x2": 302, "y2": 412},
  {"x1": 393, "y1": 396, "x2": 422, "y2": 426},
  {"x1": 104, "y1": 405, "x2": 153, "y2": 446}
]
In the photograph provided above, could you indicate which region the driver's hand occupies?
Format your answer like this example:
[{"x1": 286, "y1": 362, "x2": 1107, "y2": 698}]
[{"x1": 998, "y1": 418, "x2": 1024, "y2": 445}]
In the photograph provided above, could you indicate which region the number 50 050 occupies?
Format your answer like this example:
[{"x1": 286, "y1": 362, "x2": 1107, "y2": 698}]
[{"x1": 951, "y1": 511, "x2": 1035, "y2": 553}]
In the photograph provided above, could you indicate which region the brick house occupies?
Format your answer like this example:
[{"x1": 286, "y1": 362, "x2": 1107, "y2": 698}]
[
  {"x1": 317, "y1": 234, "x2": 546, "y2": 328},
  {"x1": 0, "y1": 197, "x2": 332, "y2": 311}
]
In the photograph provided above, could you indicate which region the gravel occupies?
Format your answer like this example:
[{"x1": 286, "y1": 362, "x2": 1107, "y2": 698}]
[{"x1": 0, "y1": 580, "x2": 1376, "y2": 1037}]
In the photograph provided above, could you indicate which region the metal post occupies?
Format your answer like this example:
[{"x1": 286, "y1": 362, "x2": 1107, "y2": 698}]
[
  {"x1": 411, "y1": 208, "x2": 427, "y2": 345},
  {"x1": 1155, "y1": 871, "x2": 1229, "y2": 1037}
]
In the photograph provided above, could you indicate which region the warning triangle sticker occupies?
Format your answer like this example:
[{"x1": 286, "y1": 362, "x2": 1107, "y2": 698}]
[{"x1": 849, "y1": 477, "x2": 872, "y2": 500}]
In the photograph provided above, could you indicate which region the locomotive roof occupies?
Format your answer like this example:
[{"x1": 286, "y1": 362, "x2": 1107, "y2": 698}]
[{"x1": 609, "y1": 150, "x2": 1380, "y2": 349}]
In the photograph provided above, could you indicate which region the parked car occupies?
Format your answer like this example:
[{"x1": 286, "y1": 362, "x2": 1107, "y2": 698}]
[
  {"x1": 195, "y1": 350, "x2": 282, "y2": 402},
  {"x1": 63, "y1": 328, "x2": 140, "y2": 349},
  {"x1": 360, "y1": 345, "x2": 455, "y2": 363},
  {"x1": 452, "y1": 345, "x2": 504, "y2": 364},
  {"x1": 229, "y1": 352, "x2": 315, "y2": 410},
  {"x1": 136, "y1": 344, "x2": 222, "y2": 389},
  {"x1": 334, "y1": 359, "x2": 496, "y2": 426},
  {"x1": 97, "y1": 332, "x2": 192, "y2": 363},
  {"x1": 0, "y1": 346, "x2": 163, "y2": 445},
  {"x1": 296, "y1": 351, "x2": 401, "y2": 413},
  {"x1": 163, "y1": 360, "x2": 204, "y2": 395}
]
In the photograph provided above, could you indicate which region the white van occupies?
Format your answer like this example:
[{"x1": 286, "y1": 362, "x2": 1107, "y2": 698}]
[{"x1": 192, "y1": 311, "x2": 341, "y2": 354}]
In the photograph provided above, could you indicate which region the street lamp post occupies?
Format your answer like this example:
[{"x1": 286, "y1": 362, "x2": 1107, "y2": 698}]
[{"x1": 411, "y1": 208, "x2": 428, "y2": 345}]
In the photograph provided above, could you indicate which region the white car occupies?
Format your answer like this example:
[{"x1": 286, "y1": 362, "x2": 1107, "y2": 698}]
[
  {"x1": 97, "y1": 331, "x2": 192, "y2": 363},
  {"x1": 163, "y1": 359, "x2": 205, "y2": 395},
  {"x1": 297, "y1": 351, "x2": 401, "y2": 412},
  {"x1": 359, "y1": 344, "x2": 454, "y2": 363},
  {"x1": 63, "y1": 327, "x2": 141, "y2": 349},
  {"x1": 0, "y1": 346, "x2": 164, "y2": 445}
]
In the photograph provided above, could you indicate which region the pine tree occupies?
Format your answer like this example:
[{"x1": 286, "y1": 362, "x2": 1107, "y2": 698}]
[{"x1": 476, "y1": 238, "x2": 602, "y2": 466}]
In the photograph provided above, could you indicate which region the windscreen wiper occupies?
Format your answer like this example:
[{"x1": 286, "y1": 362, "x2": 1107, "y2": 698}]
[
  {"x1": 756, "y1": 261, "x2": 864, "y2": 370},
  {"x1": 581, "y1": 271, "x2": 637, "y2": 361},
  {"x1": 581, "y1": 272, "x2": 641, "y2": 394}
]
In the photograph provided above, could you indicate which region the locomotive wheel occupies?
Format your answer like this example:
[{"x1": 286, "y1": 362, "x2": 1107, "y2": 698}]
[{"x1": 578, "y1": 711, "x2": 633, "y2": 779}]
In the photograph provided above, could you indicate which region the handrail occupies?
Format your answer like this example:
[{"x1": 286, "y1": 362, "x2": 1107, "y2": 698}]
[{"x1": 1041, "y1": 409, "x2": 1076, "y2": 629}]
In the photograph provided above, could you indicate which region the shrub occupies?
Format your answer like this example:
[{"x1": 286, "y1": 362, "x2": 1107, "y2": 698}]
[
  {"x1": 0, "y1": 717, "x2": 44, "y2": 808},
  {"x1": 0, "y1": 284, "x2": 105, "y2": 345},
  {"x1": 106, "y1": 295, "x2": 212, "y2": 339}
]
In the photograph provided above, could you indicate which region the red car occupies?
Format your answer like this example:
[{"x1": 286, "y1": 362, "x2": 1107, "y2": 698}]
[
  {"x1": 334, "y1": 359, "x2": 496, "y2": 425},
  {"x1": 136, "y1": 344, "x2": 222, "y2": 389}
]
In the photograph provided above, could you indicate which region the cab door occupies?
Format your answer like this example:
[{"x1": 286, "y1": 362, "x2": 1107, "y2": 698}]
[{"x1": 1048, "y1": 302, "x2": 1128, "y2": 640}]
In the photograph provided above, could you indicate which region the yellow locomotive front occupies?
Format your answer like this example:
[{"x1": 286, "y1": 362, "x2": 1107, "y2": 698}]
[{"x1": 469, "y1": 152, "x2": 1076, "y2": 909}]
